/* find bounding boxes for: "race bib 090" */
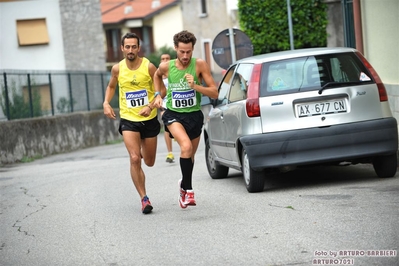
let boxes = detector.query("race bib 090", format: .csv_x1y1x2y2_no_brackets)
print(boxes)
171,90,196,108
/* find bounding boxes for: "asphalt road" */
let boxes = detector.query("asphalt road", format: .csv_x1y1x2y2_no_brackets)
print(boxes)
0,133,398,266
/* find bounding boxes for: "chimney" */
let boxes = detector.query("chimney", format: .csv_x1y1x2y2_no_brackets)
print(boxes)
124,5,133,14
152,0,161,9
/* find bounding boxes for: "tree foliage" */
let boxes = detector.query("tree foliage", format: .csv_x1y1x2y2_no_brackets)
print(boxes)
238,0,328,55
147,45,177,67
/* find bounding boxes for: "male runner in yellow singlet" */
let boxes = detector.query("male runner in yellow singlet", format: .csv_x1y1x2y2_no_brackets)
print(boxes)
103,33,164,214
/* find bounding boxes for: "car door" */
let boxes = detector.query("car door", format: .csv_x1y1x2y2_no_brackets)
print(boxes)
221,63,253,164
207,66,236,162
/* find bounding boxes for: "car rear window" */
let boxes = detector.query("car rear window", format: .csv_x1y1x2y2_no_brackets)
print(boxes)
259,52,374,96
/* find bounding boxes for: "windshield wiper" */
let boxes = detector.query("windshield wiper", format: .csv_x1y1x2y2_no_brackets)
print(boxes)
318,81,363,94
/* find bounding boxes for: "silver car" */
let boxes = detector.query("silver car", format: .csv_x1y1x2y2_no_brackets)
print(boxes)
204,47,398,192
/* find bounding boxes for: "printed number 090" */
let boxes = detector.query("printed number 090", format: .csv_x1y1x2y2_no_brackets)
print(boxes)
175,99,194,107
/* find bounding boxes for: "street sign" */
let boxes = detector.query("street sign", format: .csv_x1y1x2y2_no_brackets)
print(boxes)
212,28,253,69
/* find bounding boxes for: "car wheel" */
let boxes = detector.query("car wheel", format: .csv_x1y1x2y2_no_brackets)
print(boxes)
241,148,265,193
205,138,229,179
372,153,398,178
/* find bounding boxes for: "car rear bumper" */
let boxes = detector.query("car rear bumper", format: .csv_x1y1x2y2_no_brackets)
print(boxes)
240,117,398,170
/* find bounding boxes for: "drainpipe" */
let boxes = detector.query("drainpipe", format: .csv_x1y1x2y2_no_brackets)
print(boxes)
353,0,364,54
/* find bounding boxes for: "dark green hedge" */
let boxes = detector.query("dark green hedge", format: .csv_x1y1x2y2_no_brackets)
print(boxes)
238,0,328,54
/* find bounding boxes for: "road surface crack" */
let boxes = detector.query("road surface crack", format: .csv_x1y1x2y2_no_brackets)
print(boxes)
12,187,47,237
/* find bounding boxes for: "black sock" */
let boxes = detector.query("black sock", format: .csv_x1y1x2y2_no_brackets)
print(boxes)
180,157,194,190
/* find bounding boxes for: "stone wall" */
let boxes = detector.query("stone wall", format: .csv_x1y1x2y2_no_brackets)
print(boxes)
0,111,121,165
326,0,345,47
59,0,106,71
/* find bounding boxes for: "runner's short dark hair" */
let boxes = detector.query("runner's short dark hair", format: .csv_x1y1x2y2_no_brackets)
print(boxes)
173,30,197,47
121,32,140,46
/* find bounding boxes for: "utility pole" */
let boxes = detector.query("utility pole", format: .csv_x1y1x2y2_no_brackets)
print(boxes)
287,0,294,50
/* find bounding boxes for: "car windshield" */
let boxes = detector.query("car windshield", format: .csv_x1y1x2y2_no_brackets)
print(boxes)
260,52,373,96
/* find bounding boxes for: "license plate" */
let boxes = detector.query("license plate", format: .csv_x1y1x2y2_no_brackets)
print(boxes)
296,99,347,117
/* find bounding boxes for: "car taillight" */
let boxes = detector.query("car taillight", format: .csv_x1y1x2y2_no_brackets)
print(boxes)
356,51,388,102
246,63,262,117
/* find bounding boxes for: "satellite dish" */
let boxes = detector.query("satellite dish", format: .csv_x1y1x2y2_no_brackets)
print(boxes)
212,28,253,69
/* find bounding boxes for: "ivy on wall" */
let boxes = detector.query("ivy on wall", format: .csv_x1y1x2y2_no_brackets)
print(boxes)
238,0,328,55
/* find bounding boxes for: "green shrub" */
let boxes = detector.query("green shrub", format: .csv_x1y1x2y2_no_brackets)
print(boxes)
56,97,77,113
0,79,42,120
238,0,328,54
147,45,177,67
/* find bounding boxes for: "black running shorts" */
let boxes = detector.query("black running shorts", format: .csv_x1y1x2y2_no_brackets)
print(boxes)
119,117,160,139
161,109,204,140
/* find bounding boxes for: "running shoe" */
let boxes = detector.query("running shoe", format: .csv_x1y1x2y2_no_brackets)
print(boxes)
183,190,196,207
141,196,153,214
178,179,187,209
166,152,174,163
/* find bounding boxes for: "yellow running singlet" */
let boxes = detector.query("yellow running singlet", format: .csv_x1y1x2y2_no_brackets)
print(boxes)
118,58,157,121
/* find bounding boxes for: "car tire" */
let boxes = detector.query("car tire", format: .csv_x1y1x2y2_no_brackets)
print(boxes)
205,138,229,179
241,148,265,193
372,153,398,178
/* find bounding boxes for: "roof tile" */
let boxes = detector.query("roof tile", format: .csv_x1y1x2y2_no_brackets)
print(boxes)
101,0,179,24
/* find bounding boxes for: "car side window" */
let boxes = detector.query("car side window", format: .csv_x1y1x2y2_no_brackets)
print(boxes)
216,66,235,105
228,74,246,102
228,63,253,103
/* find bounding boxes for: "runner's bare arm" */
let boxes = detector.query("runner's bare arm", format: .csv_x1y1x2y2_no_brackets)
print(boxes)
103,64,119,119
153,63,167,108
139,62,158,117
186,59,218,99
147,63,158,109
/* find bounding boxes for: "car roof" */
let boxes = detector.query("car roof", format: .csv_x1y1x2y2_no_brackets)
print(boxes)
235,47,358,64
